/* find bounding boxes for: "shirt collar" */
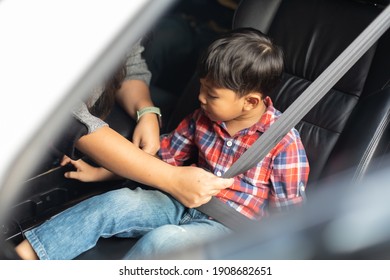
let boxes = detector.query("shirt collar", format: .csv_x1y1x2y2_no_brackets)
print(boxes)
211,96,280,137
255,96,280,133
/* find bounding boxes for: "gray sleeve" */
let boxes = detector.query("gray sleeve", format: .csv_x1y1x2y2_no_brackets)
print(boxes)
72,102,108,134
125,41,152,85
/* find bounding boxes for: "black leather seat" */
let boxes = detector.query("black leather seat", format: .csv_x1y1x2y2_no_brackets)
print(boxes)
235,0,390,190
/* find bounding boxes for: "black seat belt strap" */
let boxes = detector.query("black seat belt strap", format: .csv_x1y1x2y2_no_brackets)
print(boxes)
198,197,254,231
196,4,390,230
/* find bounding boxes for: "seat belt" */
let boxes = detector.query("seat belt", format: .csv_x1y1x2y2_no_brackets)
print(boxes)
196,4,390,231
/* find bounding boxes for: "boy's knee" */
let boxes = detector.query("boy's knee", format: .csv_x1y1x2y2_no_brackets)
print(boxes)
151,225,188,238
126,225,191,259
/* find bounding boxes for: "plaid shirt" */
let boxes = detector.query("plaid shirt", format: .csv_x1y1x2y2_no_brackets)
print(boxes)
159,97,310,220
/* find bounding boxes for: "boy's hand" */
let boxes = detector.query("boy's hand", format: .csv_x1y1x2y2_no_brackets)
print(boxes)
61,155,102,182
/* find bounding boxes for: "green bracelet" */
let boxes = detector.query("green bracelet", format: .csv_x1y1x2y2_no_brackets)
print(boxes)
136,106,162,127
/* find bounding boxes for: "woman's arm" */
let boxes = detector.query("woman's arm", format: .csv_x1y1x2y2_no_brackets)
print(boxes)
115,41,160,155
75,126,233,207
116,79,160,155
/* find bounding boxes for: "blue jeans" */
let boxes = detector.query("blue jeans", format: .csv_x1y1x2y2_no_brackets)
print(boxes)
24,187,231,260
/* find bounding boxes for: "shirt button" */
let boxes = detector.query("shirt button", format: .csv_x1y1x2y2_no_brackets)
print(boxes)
216,171,222,177
226,140,233,147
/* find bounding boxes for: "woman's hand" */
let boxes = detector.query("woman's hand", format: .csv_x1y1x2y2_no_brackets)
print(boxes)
132,112,160,155
115,79,160,155
168,166,234,208
60,155,114,182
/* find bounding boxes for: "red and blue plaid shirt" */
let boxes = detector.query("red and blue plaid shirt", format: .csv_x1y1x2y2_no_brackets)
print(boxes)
159,97,310,220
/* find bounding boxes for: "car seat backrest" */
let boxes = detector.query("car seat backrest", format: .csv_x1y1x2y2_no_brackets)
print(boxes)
233,0,390,187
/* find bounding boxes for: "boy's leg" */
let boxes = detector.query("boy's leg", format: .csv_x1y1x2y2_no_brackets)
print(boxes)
23,187,185,260
124,209,232,259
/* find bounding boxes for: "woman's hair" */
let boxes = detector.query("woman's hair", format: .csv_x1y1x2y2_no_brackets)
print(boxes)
197,27,284,97
89,61,127,119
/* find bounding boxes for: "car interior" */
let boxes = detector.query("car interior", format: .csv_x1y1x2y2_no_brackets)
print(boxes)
0,0,389,260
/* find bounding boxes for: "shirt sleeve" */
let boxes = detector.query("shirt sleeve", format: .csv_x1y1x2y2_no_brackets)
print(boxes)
124,40,152,85
72,102,108,134
158,112,197,166
269,129,310,211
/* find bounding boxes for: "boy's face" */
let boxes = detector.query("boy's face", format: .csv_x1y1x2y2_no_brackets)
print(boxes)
198,79,245,122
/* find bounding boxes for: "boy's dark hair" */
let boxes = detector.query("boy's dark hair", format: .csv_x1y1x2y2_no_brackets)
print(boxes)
198,27,284,97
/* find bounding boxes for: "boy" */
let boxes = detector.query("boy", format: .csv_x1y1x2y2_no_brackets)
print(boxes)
16,28,309,260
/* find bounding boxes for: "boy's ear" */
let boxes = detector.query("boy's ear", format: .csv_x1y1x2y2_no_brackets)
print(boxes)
243,93,262,110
